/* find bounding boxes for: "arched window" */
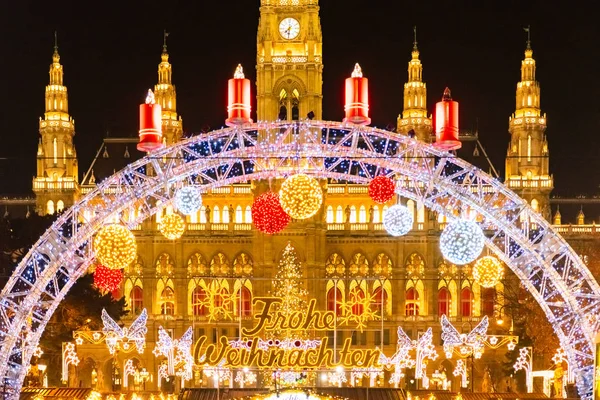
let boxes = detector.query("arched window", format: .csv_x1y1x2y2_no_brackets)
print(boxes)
405,287,420,316
531,199,539,213
359,205,367,223
461,287,473,317
223,206,230,223
438,287,451,317
350,206,357,223
350,288,365,315
326,206,334,223
160,287,175,315
130,286,144,315
53,138,58,164
215,287,231,311
200,206,207,223
372,286,388,316
46,200,55,215
245,206,252,223
327,287,343,316
482,288,495,317
213,205,220,223
192,286,207,316
417,202,425,224
373,205,380,223
56,200,64,213
336,206,344,223
235,205,243,223
237,286,252,317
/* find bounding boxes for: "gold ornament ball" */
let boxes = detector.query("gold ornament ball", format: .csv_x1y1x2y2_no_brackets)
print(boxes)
279,174,323,220
473,256,504,288
159,213,186,240
93,224,137,270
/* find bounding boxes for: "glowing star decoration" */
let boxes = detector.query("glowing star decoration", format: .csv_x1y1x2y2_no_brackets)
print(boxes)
251,191,290,234
553,347,575,383
473,256,504,288
279,174,323,220
174,186,202,216
514,347,533,393
196,281,238,322
122,359,136,388
101,308,148,354
93,264,123,292
383,204,414,236
440,315,488,359
415,328,438,380
440,219,485,265
380,327,416,387
159,213,186,240
368,176,396,204
338,287,380,332
62,342,80,383
33,346,43,358
93,224,137,270
453,359,468,388
153,326,194,378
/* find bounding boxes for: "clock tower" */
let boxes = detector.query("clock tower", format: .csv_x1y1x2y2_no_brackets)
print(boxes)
256,0,323,121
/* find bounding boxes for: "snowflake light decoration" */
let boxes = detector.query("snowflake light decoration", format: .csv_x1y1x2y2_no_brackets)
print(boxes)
153,326,194,378
174,186,202,216
338,287,380,332
383,204,414,237
439,219,485,265
101,308,148,354
195,281,238,322
440,315,488,358
327,369,347,387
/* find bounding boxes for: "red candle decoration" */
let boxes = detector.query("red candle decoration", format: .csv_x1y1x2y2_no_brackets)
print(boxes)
226,64,253,127
368,176,396,204
343,63,371,125
433,87,462,151
137,89,164,152
93,264,123,292
252,191,290,234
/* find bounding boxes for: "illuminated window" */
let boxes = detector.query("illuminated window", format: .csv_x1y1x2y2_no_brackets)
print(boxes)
223,206,230,223
213,205,220,223
56,200,64,213
371,286,388,316
192,286,207,316
482,288,495,317
326,205,334,223
327,287,343,316
405,287,419,316
373,205,380,223
200,206,207,223
53,138,58,164
336,206,344,223
351,288,365,316
214,287,231,311
236,286,252,317
235,205,243,223
438,287,451,316
461,287,473,317
130,286,144,315
359,205,367,223
46,200,55,215
245,206,252,223
160,287,175,315
527,135,532,162
350,205,357,223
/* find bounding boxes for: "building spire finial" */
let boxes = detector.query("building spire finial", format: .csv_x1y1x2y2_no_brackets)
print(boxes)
163,29,169,53
54,30,58,54
413,26,418,51
524,25,531,50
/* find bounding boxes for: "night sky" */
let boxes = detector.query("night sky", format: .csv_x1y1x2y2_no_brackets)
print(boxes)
0,1,598,196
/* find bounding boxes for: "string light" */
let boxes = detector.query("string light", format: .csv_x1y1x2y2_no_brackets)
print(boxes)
473,256,504,288
439,219,485,265
101,308,148,354
159,213,186,240
174,186,202,216
93,224,137,270
252,191,290,234
279,174,323,220
368,176,395,204
383,204,413,236
93,264,123,292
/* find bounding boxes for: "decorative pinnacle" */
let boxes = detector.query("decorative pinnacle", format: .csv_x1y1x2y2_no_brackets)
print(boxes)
413,26,418,51
234,64,245,79
163,30,169,53
54,31,58,54
524,25,531,50
145,89,155,105
442,87,452,101
351,63,363,78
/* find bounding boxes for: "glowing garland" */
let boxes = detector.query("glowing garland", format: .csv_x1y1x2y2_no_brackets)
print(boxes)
159,213,186,240
338,287,380,332
279,174,323,220
368,176,396,204
101,308,148,354
383,204,413,236
93,224,137,270
473,256,504,288
439,219,485,265
174,186,203,216
93,264,123,292
252,191,290,234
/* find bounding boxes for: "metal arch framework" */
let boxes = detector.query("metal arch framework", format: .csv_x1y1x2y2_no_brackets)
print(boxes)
0,121,598,398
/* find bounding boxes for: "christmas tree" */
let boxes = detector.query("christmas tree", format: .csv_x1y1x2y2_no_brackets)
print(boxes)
273,242,307,318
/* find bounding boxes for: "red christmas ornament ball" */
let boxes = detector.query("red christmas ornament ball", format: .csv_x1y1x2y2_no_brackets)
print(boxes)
368,176,396,204
252,192,290,234
94,264,123,292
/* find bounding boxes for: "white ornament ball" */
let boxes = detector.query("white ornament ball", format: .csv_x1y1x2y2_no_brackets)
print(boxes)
440,219,485,265
175,186,202,216
383,204,414,237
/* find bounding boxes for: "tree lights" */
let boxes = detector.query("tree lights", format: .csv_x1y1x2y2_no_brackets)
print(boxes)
159,213,186,240
93,265,123,292
368,176,396,204
439,219,485,265
252,191,290,234
279,174,323,220
383,204,413,236
174,186,202,216
473,256,504,288
93,224,137,270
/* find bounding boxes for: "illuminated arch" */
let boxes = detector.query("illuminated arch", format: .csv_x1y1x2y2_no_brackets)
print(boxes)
0,121,597,398
405,252,425,279
156,278,175,316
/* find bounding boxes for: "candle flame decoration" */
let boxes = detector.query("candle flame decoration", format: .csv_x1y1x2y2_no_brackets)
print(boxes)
351,63,363,78
234,64,245,79
145,89,155,105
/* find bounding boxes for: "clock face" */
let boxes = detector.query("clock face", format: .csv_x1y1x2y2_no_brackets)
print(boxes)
279,18,300,40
